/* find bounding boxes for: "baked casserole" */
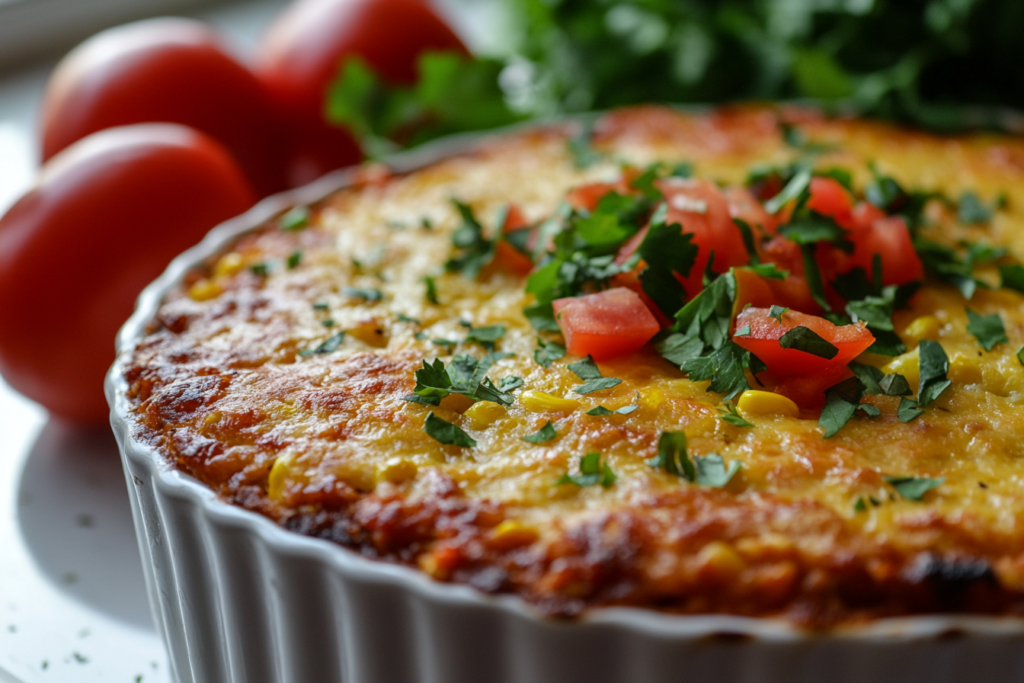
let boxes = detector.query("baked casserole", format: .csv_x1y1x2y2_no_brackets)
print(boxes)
119,105,1024,628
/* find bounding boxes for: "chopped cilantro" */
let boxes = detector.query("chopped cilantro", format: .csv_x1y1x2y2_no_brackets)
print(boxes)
405,354,513,407
694,453,742,488
424,275,439,304
897,397,925,422
884,475,944,501
522,420,557,443
917,340,952,407
250,262,269,277
764,167,811,214
313,302,329,311
717,401,753,427
778,213,848,246
343,287,382,301
556,452,617,488
299,332,345,356
322,319,335,328
465,324,506,350
445,199,496,278
397,313,421,324
778,325,839,359
999,263,1024,293
879,373,913,396
768,305,789,322
279,206,310,232
734,325,751,337
646,431,740,486
587,404,638,416
424,412,476,448
286,250,302,270
431,338,458,348
819,377,877,437
966,308,1007,351
568,355,622,394
534,338,566,367
1019,346,1024,367
733,218,761,265
957,190,998,225
914,239,984,299
496,376,524,392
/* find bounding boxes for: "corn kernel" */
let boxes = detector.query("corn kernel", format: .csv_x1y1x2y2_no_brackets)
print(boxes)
488,520,539,550
213,252,245,277
439,393,475,413
736,390,799,418
267,452,297,501
948,351,983,385
188,279,222,301
640,387,666,410
348,319,389,348
696,541,746,580
520,390,579,412
883,347,920,387
464,401,506,429
904,315,940,341
377,457,418,484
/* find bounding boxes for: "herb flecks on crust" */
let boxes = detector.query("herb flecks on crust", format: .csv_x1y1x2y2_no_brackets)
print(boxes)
126,107,1024,626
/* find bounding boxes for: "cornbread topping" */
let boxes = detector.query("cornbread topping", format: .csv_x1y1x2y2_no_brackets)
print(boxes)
122,106,1024,626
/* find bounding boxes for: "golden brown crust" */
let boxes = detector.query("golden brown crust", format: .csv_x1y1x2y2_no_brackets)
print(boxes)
122,105,1024,627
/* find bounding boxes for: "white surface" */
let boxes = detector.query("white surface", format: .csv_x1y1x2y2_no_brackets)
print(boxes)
0,3,290,681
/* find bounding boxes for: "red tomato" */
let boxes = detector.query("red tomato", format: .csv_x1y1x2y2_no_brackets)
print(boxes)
807,177,854,226
723,185,777,236
40,18,286,197
845,215,923,287
493,204,534,275
257,0,467,186
772,365,853,411
0,124,256,424
732,307,874,376
552,288,660,360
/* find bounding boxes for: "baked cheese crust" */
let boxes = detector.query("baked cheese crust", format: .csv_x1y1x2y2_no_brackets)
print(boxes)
122,106,1024,626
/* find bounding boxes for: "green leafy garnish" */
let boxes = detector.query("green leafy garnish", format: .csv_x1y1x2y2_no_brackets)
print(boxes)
522,420,557,443
424,412,476,448
568,355,622,394
397,313,421,324
343,287,382,301
496,376,524,392
879,373,913,396
717,401,753,428
966,308,1007,351
250,263,269,277
958,191,1000,225
279,206,310,232
1018,346,1024,367
405,354,513,407
884,475,944,501
897,397,925,422
587,404,638,416
424,275,439,304
819,377,878,437
445,200,496,279
778,326,839,359
764,168,811,214
646,431,740,487
299,332,345,356
768,305,789,323
999,264,1024,294
917,340,952,407
286,251,302,270
534,338,566,368
556,452,616,488
464,324,506,350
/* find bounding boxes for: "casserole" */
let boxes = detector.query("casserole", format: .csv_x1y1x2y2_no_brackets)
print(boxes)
108,105,1024,682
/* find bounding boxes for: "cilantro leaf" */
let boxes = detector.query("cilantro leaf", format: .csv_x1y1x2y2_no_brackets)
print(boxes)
733,218,761,265
897,397,925,422
637,217,698,315
557,452,616,487
568,355,622,394
778,213,847,245
522,420,557,443
286,250,302,270
1019,346,1024,367
424,275,439,304
800,244,831,311
966,308,1007,351
1000,264,1024,294
279,206,310,232
656,333,705,366
879,373,913,396
647,431,695,481
679,342,752,398
819,377,867,437
587,404,638,416
764,167,811,214
884,475,944,501
917,340,952,407
958,191,997,225
445,200,496,279
849,361,884,394
778,326,839,359
575,378,622,394
534,338,566,367
465,324,506,350
497,376,524,392
424,412,476,448
694,454,742,488
768,305,789,322
567,355,602,380
299,332,345,356
406,354,513,407
343,287,382,301
717,401,754,427
915,239,983,299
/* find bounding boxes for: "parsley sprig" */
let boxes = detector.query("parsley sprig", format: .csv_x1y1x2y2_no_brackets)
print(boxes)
405,354,514,407
646,431,741,487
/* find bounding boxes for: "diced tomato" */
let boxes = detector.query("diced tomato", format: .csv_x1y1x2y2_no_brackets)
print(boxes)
565,168,640,212
732,307,875,376
772,364,853,411
552,287,660,360
724,185,777,236
609,268,672,328
493,204,534,275
807,177,854,226
731,268,776,317
850,201,886,227
756,236,822,314
844,215,923,287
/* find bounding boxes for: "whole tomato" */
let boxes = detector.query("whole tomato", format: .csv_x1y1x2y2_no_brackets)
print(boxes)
41,17,287,196
0,124,256,424
257,0,467,187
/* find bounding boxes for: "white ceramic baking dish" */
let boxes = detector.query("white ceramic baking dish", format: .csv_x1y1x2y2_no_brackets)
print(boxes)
106,123,1024,683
